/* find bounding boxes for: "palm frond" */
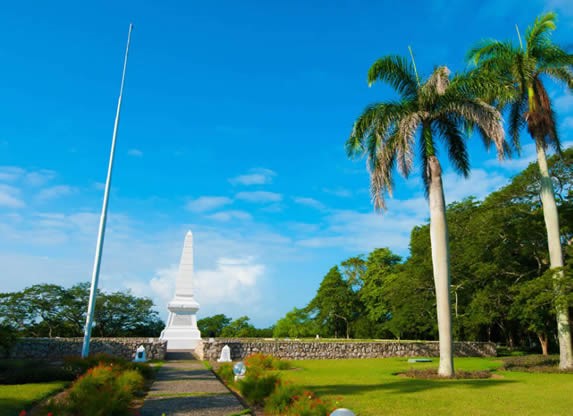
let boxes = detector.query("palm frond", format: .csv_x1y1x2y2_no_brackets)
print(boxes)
367,55,419,99
438,98,505,159
419,125,434,197
526,12,557,55
466,40,515,66
369,131,398,211
347,103,395,157
543,67,573,90
508,96,527,153
535,44,573,69
435,117,470,177
395,112,422,177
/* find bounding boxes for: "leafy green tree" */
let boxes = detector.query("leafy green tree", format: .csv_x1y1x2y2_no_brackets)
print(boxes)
220,316,257,338
359,248,401,324
307,266,358,338
198,314,232,337
340,255,367,290
94,291,164,337
346,55,505,376
468,12,573,368
0,284,164,337
273,307,318,338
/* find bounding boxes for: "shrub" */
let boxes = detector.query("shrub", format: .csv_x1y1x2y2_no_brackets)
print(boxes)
285,390,332,416
245,353,276,370
63,353,154,380
238,373,281,406
216,363,236,385
244,353,292,371
264,382,304,414
64,363,144,416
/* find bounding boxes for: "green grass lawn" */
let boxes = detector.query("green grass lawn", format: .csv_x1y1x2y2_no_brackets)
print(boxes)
280,357,573,415
0,381,67,416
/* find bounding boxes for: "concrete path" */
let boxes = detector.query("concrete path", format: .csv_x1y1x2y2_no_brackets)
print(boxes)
140,353,249,416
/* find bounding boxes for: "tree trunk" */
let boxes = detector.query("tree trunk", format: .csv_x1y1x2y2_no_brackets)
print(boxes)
535,142,573,369
427,156,454,377
537,332,549,356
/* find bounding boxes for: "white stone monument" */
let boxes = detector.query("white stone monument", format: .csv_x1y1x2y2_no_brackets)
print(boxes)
217,344,232,362
160,230,202,350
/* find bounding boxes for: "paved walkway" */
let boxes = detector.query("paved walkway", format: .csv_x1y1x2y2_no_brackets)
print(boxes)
141,355,249,416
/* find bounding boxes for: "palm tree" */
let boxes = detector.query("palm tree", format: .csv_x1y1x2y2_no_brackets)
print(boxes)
346,56,505,377
468,12,573,369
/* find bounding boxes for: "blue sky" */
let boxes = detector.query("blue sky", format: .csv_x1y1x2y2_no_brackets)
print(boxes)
0,0,572,327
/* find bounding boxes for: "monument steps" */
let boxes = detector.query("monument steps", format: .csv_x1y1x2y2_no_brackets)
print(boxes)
165,350,198,361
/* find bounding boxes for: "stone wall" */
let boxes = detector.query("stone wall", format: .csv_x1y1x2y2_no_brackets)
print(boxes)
201,339,496,361
1,338,167,361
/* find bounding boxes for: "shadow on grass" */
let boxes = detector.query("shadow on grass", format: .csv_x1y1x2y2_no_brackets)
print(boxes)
0,398,26,416
310,377,518,396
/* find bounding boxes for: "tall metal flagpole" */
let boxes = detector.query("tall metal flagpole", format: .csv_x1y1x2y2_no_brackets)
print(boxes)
82,23,133,358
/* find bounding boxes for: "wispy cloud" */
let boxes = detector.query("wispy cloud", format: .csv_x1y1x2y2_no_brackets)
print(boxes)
185,196,233,212
293,196,326,210
0,167,25,182
229,168,276,186
36,185,75,201
442,169,509,204
323,187,352,198
0,167,56,186
206,210,253,222
0,184,25,208
128,148,143,157
25,170,57,186
236,191,282,203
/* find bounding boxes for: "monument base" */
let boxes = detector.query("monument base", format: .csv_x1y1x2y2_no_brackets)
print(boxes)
160,327,202,350
160,299,202,351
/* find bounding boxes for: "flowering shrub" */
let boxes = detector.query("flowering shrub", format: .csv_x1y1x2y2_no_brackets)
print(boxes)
64,363,144,416
216,363,235,385
215,353,331,415
63,353,154,380
285,390,333,416
237,372,281,406
263,382,304,414
244,353,291,371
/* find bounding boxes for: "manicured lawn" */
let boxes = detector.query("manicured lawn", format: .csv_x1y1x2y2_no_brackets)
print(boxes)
280,357,573,415
0,381,67,416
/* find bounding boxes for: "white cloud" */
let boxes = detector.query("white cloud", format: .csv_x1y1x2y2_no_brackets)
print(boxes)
442,169,509,204
236,191,282,203
293,196,326,210
297,197,427,254
25,170,56,186
229,168,276,186
194,257,264,306
36,185,75,201
185,196,233,212
0,167,56,186
0,167,25,182
0,184,25,208
206,210,253,222
323,187,352,197
485,143,538,171
128,148,143,157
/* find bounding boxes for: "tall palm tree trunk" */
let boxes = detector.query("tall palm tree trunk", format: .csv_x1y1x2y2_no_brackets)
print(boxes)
427,155,455,377
535,141,573,369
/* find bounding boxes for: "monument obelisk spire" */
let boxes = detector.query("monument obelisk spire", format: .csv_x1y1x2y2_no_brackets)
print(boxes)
160,230,202,350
